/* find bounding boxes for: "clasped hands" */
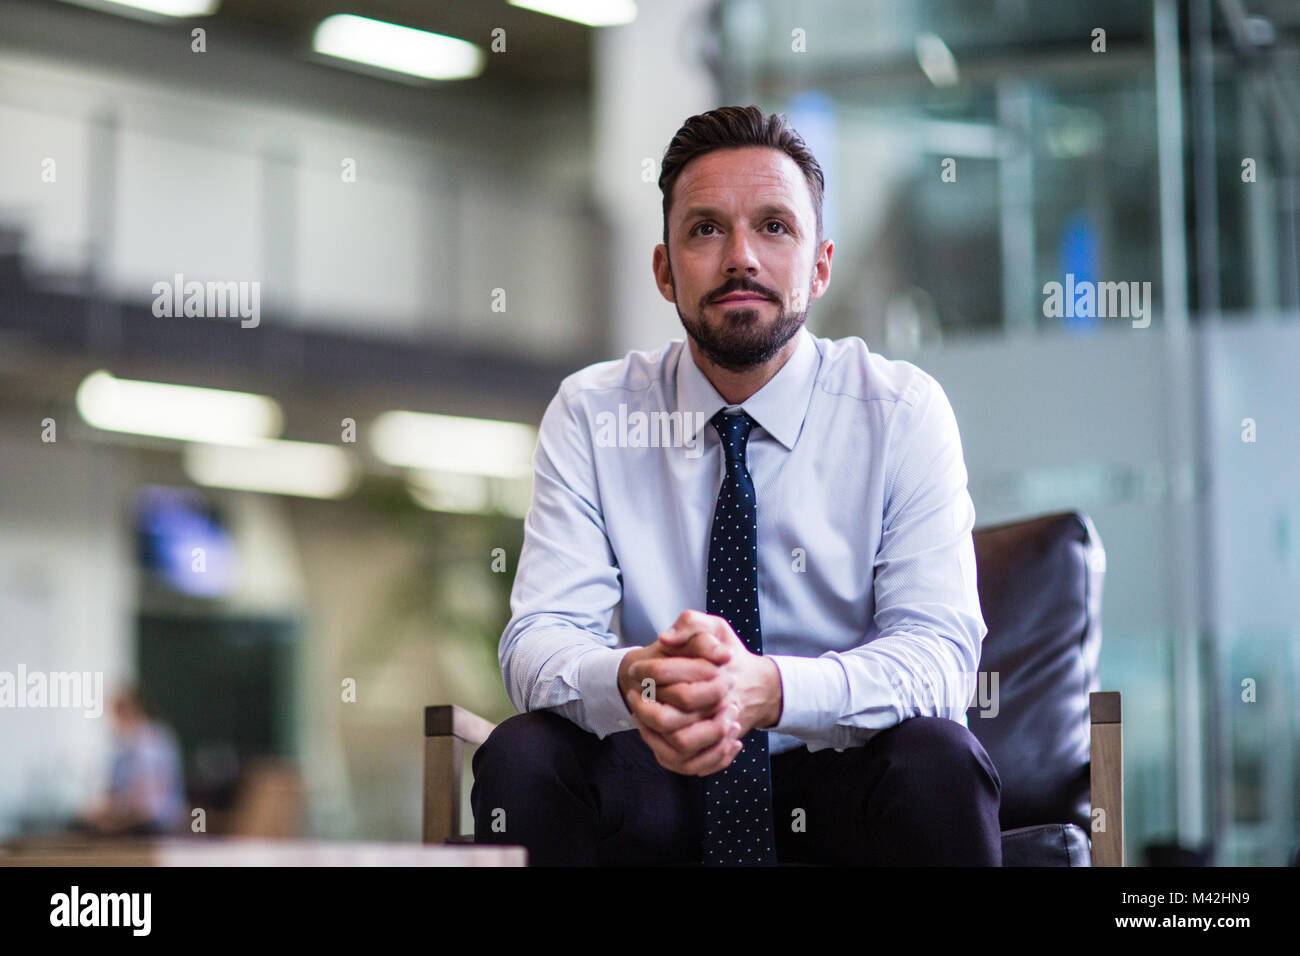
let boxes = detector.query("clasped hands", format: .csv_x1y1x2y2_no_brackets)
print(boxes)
616,609,782,776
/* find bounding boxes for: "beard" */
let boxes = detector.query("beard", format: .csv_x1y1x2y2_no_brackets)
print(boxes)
674,279,810,372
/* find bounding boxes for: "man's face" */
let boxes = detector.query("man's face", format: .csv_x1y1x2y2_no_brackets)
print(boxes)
110,696,135,735
653,146,832,372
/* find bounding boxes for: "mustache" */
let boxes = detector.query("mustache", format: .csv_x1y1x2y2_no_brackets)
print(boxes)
707,281,779,303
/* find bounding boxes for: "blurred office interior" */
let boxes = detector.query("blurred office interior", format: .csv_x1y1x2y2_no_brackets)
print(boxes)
0,0,1296,864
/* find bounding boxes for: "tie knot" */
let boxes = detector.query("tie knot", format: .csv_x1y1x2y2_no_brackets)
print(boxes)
711,410,755,463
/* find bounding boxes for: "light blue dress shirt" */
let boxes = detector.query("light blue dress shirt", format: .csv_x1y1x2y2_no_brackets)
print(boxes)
500,324,987,756
108,722,186,829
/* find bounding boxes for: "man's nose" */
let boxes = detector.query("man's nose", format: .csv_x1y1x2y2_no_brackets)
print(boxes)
722,232,760,274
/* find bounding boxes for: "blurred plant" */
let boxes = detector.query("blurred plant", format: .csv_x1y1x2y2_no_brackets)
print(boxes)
339,473,523,716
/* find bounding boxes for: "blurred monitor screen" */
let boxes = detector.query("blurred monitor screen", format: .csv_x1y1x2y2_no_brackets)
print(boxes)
133,485,236,596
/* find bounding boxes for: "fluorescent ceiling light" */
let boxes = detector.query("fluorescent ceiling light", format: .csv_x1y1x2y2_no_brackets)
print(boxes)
371,410,536,479
58,0,220,18
407,470,493,516
915,32,959,87
183,440,359,499
407,469,531,518
76,370,282,445
312,14,485,81
508,0,637,27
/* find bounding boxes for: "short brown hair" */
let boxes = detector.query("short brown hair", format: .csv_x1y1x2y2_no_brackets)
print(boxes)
658,105,825,247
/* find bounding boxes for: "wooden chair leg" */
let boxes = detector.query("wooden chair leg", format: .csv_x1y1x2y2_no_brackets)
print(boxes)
1089,691,1125,866
423,705,498,844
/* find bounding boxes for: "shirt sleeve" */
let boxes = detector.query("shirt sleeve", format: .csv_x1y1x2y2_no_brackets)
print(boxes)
765,374,987,752
499,383,637,739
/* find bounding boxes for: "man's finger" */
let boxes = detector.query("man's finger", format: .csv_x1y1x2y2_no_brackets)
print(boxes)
682,732,744,777
636,722,685,772
654,707,736,764
665,704,740,759
629,656,720,687
637,717,723,772
629,695,707,736
653,673,733,714
660,610,713,643
661,631,731,664
658,626,695,645
633,694,737,753
659,613,727,651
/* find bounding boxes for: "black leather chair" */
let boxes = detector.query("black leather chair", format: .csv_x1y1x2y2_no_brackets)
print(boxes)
966,510,1122,866
424,509,1124,866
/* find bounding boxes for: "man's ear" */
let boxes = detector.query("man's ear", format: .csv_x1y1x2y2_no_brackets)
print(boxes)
652,244,677,303
810,238,834,300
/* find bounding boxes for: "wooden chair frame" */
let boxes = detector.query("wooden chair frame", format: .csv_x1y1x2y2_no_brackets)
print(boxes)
422,704,497,845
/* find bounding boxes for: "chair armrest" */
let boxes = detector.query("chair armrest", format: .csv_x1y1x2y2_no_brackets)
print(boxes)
1089,691,1124,866
423,705,499,844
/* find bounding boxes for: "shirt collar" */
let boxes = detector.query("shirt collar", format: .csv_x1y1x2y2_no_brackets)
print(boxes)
674,324,820,451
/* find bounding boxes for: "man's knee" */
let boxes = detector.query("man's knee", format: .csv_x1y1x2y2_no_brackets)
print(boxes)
876,716,1002,797
473,710,583,786
469,711,606,860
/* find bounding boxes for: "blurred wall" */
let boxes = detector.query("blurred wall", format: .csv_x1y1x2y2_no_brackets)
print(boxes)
0,419,133,833
0,0,603,360
1202,317,1300,864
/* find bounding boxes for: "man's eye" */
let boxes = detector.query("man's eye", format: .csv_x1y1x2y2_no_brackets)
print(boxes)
692,221,785,236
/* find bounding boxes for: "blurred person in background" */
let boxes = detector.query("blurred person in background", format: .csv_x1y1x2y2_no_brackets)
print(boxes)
79,686,186,837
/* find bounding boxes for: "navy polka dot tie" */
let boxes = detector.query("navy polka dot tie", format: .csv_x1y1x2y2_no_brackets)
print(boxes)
702,410,779,866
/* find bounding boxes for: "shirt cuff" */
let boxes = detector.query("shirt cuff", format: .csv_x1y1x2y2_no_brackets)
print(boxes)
764,654,849,741
577,646,639,738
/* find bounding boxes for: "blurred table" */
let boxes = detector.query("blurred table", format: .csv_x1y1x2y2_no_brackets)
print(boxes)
0,835,526,866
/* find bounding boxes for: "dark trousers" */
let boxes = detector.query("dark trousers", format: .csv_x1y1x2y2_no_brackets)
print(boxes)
470,710,1003,865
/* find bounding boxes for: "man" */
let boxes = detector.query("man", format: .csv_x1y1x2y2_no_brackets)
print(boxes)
471,105,1001,866
81,687,186,837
